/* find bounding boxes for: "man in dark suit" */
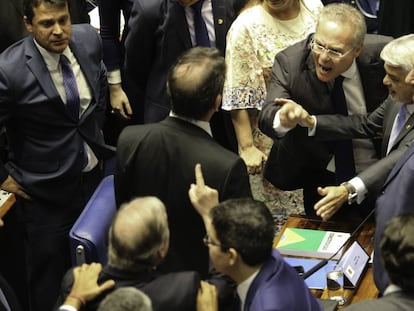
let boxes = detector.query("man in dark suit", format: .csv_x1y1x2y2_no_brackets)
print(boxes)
273,34,414,221
57,197,218,311
122,0,246,151
258,3,391,217
344,214,414,310
0,0,114,310
373,64,414,291
189,165,322,311
115,47,251,278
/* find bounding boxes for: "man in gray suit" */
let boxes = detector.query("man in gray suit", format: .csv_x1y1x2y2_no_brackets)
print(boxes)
258,3,391,218
343,214,414,310
274,34,414,221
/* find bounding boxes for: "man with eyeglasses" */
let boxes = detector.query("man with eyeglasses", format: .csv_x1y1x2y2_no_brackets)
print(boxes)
272,34,414,222
189,164,322,311
259,3,392,219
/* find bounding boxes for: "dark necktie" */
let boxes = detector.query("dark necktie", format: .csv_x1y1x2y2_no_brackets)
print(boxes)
60,54,80,119
191,0,211,47
331,76,355,183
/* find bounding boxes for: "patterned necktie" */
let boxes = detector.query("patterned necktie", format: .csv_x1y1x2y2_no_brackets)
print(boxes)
388,105,408,152
60,54,80,119
191,0,211,47
331,76,356,183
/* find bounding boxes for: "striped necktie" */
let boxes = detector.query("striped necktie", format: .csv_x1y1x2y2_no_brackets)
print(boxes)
60,54,80,119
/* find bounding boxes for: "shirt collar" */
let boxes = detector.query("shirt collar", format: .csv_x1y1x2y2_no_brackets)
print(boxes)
383,284,402,296
341,59,357,80
237,270,259,311
33,39,72,70
169,111,212,136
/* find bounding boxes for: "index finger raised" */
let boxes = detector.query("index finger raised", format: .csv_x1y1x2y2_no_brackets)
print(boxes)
194,163,205,186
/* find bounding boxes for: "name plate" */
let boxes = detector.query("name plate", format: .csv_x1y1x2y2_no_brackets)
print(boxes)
338,241,369,289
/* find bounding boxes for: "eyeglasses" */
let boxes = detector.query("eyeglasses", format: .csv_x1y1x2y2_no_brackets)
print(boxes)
310,40,355,59
203,234,222,247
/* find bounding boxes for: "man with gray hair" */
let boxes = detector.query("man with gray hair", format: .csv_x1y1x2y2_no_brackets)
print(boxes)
259,3,391,219
98,287,153,311
56,197,218,311
272,33,414,221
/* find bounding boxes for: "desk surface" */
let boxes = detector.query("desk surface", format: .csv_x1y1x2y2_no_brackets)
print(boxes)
274,215,378,309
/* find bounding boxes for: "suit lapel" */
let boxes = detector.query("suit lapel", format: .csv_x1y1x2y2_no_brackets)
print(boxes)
211,0,225,52
24,37,61,103
394,110,414,145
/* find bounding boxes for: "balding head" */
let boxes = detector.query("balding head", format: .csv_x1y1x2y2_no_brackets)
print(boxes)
167,47,226,120
108,197,169,271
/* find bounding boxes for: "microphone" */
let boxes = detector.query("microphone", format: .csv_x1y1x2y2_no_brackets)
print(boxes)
302,208,375,279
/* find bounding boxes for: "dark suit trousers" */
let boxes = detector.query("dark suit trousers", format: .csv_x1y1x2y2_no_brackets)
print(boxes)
0,167,102,311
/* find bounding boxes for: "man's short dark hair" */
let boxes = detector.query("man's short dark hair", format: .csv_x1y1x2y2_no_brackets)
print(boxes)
167,47,226,120
380,213,414,293
211,198,274,266
24,0,68,23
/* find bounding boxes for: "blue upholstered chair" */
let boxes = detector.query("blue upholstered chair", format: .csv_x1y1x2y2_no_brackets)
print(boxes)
69,175,117,266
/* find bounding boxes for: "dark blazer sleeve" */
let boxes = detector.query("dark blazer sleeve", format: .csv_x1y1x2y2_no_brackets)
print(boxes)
315,100,414,194
123,0,162,103
220,158,252,201
315,101,387,141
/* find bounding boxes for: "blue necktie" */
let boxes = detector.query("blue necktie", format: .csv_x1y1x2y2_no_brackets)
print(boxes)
60,54,80,119
191,0,211,47
332,76,355,183
388,105,408,152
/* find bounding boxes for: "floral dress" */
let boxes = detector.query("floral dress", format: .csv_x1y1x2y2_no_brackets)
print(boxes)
222,0,323,221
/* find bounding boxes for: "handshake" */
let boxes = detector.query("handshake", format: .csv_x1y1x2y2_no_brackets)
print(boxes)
275,98,315,129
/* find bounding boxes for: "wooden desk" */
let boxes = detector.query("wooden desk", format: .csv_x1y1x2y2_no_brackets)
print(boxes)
274,215,378,309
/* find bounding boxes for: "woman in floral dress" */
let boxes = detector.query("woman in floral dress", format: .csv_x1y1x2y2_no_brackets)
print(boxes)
222,0,323,217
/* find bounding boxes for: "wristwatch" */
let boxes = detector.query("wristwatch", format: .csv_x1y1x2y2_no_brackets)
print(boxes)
340,182,358,205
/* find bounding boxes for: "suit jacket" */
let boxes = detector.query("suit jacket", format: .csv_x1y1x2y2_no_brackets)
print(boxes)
56,265,200,311
123,0,246,123
314,98,414,196
0,24,115,206
0,0,27,53
258,34,391,190
115,117,251,276
245,250,321,311
343,291,414,311
373,142,414,293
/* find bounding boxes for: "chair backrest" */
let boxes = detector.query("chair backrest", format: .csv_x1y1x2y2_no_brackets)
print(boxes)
69,175,117,266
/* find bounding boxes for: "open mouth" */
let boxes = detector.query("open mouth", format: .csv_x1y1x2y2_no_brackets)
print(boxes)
319,64,332,74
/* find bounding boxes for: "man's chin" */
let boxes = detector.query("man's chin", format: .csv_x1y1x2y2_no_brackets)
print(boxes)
315,70,333,83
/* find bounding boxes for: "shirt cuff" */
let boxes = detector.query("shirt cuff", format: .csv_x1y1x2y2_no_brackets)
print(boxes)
273,110,292,136
348,176,367,204
58,305,78,311
107,69,122,84
308,116,317,136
